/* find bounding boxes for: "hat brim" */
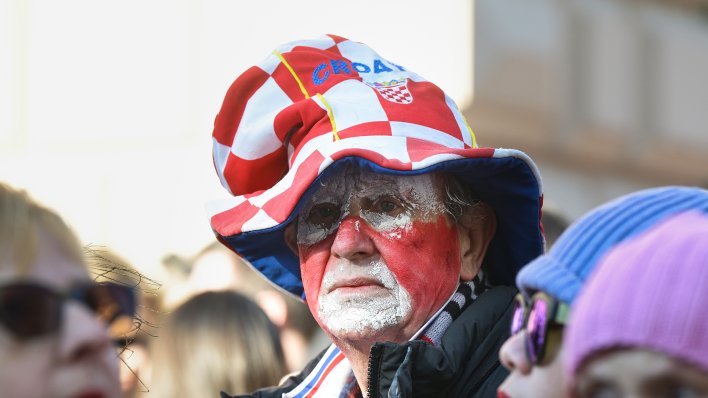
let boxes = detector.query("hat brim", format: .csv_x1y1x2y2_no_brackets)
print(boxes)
211,141,543,300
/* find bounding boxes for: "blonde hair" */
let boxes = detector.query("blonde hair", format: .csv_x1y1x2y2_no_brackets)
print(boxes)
0,182,84,274
148,290,287,398
194,242,320,339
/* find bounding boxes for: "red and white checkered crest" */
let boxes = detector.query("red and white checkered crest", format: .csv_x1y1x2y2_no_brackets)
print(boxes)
365,79,413,104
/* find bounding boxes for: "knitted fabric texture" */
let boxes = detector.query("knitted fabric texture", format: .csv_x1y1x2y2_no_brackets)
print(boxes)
564,211,708,378
420,273,488,346
517,186,708,304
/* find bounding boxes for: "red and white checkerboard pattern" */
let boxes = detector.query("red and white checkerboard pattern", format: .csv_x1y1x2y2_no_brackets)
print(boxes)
209,135,502,237
209,34,533,239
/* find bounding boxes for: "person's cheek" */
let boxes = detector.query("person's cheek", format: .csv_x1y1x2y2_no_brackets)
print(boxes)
299,235,335,318
375,217,461,306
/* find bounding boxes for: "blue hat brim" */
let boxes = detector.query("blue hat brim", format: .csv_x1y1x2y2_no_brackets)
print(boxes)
219,154,543,300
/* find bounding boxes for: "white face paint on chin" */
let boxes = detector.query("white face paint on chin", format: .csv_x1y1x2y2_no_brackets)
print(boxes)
317,258,412,338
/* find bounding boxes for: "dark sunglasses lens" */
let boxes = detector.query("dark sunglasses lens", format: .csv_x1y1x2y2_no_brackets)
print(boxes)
510,298,525,335
83,283,136,326
526,299,548,364
0,285,60,339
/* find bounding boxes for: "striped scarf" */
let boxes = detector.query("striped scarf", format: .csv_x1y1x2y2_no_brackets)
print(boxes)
420,272,488,346
287,273,488,398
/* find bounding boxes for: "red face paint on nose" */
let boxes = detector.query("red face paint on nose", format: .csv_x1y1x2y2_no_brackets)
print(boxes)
299,216,371,320
330,218,376,260
299,214,462,337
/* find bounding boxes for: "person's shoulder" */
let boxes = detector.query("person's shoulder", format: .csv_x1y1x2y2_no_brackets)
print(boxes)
221,346,332,398
439,285,515,373
457,285,517,325
465,362,509,398
441,286,516,397
477,285,517,302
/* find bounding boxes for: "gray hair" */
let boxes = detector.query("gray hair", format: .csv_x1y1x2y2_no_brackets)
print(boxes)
442,174,481,224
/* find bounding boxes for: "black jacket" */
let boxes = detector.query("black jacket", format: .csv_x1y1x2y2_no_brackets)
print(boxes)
223,286,516,398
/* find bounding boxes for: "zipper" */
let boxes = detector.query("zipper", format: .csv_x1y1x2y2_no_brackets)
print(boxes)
366,344,384,398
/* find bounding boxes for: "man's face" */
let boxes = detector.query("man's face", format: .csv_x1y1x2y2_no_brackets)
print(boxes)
295,167,464,344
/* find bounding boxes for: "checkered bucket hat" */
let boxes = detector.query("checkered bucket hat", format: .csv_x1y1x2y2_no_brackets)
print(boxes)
208,34,544,300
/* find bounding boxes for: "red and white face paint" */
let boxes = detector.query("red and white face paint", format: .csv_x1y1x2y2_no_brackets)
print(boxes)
297,167,463,343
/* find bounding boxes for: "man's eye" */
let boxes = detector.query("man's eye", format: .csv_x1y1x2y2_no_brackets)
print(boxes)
373,197,403,215
380,201,396,212
306,203,341,227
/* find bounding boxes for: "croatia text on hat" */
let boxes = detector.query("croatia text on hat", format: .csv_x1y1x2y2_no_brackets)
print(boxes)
313,59,406,86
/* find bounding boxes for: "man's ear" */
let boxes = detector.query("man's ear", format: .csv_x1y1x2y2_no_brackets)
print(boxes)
458,202,497,281
284,222,299,256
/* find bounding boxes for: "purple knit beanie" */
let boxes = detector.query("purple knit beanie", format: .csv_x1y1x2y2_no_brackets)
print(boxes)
565,211,708,378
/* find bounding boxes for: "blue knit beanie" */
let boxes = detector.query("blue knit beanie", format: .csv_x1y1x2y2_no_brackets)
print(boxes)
516,186,708,304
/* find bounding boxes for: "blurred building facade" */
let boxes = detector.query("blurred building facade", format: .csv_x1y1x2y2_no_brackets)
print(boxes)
469,0,708,219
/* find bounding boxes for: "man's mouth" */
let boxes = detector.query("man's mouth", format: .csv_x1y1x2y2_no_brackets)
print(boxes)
327,277,386,294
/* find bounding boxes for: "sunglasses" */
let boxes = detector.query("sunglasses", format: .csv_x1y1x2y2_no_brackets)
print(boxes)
0,281,136,341
511,292,569,365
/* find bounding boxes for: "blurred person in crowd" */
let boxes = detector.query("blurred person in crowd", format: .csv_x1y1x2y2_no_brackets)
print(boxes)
565,211,708,398
498,186,708,398
146,290,286,398
162,242,324,373
87,246,161,398
540,206,570,249
0,182,135,398
208,35,545,397
189,243,324,373
161,242,241,309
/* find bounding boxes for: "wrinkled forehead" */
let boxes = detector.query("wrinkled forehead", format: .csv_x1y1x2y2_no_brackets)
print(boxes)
308,166,444,202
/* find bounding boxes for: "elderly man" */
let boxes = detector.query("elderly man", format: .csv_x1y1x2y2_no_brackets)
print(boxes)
208,35,543,398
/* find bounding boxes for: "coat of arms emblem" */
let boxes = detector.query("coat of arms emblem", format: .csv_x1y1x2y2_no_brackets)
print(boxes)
364,79,413,104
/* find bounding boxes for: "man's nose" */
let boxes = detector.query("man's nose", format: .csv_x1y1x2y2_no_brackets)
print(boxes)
499,331,533,375
331,217,376,261
58,301,115,364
